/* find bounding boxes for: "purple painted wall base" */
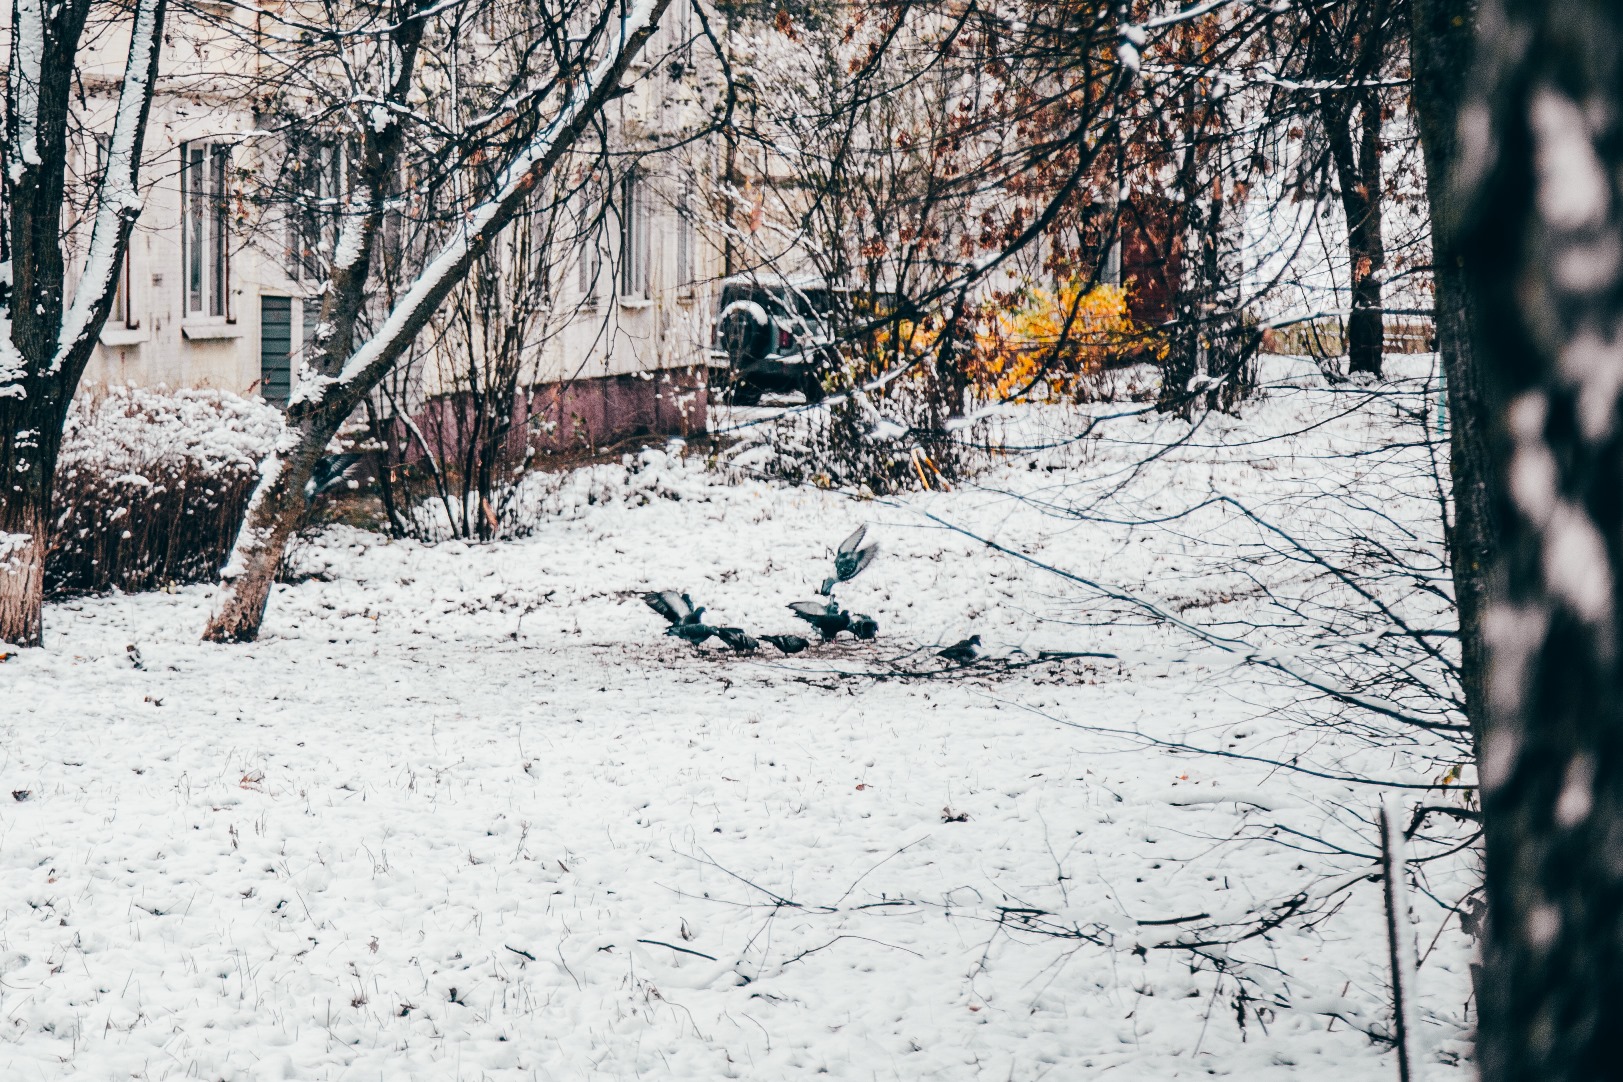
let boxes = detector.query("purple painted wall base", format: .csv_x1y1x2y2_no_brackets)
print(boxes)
408,366,710,467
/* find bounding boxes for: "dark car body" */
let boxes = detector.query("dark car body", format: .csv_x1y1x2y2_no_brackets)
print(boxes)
712,278,837,404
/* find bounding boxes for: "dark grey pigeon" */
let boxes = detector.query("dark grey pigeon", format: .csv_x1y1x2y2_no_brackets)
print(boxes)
644,591,705,628
761,634,810,654
304,453,366,502
714,627,759,653
789,600,852,641
666,623,717,646
937,634,981,665
849,613,879,640
820,525,879,596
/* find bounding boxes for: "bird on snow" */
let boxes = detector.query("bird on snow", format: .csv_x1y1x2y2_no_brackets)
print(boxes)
714,627,759,654
665,622,718,646
304,453,366,503
937,634,982,665
849,613,879,641
820,525,879,596
644,590,706,629
789,600,852,641
761,633,810,654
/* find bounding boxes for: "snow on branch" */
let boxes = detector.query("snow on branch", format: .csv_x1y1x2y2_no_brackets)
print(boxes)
316,0,669,400
54,0,167,371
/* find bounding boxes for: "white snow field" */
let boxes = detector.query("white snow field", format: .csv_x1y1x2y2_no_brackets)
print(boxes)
1,360,1476,1080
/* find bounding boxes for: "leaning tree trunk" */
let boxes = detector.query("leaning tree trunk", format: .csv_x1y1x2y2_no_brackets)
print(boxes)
1455,1,1623,1078
1411,0,1494,748
203,0,671,643
201,408,351,642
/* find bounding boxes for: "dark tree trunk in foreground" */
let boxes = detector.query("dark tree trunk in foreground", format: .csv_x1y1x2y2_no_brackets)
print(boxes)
1455,1,1623,1078
0,0,167,647
1411,0,1494,747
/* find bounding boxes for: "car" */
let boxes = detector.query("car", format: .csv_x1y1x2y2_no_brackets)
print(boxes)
712,276,836,405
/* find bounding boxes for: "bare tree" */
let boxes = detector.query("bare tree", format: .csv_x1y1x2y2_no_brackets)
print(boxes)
1454,0,1623,1077
201,0,675,642
0,0,168,646
1410,0,1493,749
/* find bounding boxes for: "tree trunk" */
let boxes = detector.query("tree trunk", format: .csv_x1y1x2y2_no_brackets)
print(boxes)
0,495,48,648
1454,1,1623,1078
1323,89,1387,378
0,0,167,646
1412,0,1493,747
203,418,342,643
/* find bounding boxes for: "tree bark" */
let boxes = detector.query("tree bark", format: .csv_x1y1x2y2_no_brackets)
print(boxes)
1454,1,1623,1078
1323,86,1387,378
0,0,167,646
1412,0,1494,749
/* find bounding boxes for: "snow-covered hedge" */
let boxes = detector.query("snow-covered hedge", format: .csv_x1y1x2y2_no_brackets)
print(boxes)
406,446,715,540
48,386,283,596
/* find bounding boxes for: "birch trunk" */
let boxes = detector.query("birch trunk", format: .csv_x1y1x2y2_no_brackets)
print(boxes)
1456,1,1623,1077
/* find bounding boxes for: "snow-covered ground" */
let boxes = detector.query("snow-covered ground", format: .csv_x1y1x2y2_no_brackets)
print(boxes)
0,358,1476,1080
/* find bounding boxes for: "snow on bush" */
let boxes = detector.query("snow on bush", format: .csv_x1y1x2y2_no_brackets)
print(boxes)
48,386,283,596
407,446,718,540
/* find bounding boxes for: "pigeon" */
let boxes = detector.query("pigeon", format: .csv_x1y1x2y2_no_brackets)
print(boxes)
665,623,717,646
304,453,366,502
937,634,982,665
644,591,706,628
714,627,759,653
820,525,879,596
761,633,810,654
789,600,852,641
849,613,879,640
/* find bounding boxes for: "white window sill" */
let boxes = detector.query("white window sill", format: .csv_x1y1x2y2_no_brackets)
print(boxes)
618,297,653,310
99,326,148,347
182,322,242,340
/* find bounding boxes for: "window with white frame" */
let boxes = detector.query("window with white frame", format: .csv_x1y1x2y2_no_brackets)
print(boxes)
181,142,232,319
675,183,696,293
618,167,649,299
578,215,603,305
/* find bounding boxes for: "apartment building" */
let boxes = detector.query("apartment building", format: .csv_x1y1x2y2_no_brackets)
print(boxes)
75,0,716,451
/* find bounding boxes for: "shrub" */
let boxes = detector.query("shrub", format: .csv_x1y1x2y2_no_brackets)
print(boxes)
970,281,1160,402
48,387,283,597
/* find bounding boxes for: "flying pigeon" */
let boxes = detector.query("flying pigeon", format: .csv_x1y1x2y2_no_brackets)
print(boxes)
820,525,879,596
937,634,982,665
849,613,879,640
789,600,852,641
304,453,366,502
714,627,759,653
644,591,706,628
666,623,717,646
761,634,810,654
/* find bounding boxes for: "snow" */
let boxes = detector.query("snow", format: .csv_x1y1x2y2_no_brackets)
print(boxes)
0,360,1476,1079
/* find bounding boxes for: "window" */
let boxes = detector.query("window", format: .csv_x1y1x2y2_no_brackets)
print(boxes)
289,139,341,282
93,135,137,328
578,222,602,305
181,142,232,318
618,167,648,298
675,183,695,293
